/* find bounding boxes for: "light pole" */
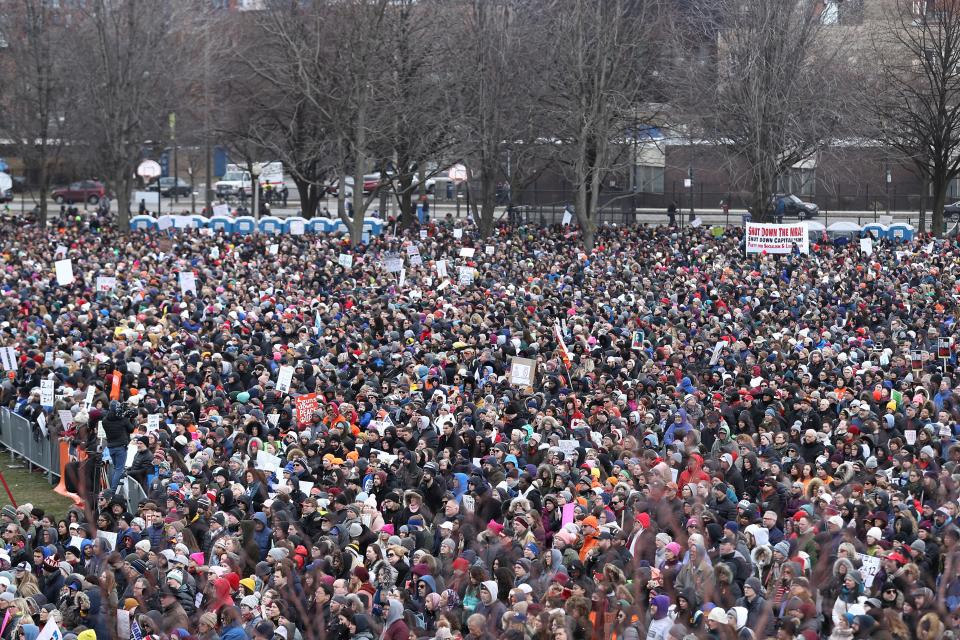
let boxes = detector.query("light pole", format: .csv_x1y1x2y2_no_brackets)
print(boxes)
886,165,892,215
251,163,262,220
169,112,178,205
188,165,196,215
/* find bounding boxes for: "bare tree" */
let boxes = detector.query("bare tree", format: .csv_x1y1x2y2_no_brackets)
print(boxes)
445,0,543,238
871,0,960,235
0,0,72,228
540,0,664,250
66,1,196,229
676,0,851,223
376,0,458,228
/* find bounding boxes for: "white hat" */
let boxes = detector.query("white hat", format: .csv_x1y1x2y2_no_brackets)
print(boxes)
828,515,844,529
708,607,729,623
867,527,883,541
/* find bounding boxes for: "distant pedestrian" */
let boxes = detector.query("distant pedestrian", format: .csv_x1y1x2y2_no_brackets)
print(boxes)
667,202,677,226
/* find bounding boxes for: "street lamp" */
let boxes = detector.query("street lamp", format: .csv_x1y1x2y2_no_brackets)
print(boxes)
251,163,262,220
886,165,892,215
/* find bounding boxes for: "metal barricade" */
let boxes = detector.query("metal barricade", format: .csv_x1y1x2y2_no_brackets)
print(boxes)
0,407,61,483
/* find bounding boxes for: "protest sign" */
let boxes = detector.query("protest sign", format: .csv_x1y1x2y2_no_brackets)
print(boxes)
96,276,117,292
436,260,447,278
857,553,881,587
58,410,75,429
509,357,536,387
562,210,572,226
55,259,74,285
338,253,354,268
147,414,161,433
0,347,16,372
453,228,463,240
295,392,320,426
276,365,294,393
40,379,54,408
860,237,873,256
35,617,62,640
384,257,404,273
178,271,197,296
744,222,809,254
459,247,475,258
212,203,230,217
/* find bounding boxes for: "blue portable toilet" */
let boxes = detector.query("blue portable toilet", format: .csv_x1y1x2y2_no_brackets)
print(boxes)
130,215,156,232
285,216,309,234
258,216,284,235
208,216,234,233
233,216,257,235
191,215,210,229
861,223,889,240
889,223,914,242
364,217,385,236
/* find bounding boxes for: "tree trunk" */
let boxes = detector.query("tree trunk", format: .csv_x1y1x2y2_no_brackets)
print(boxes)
398,183,415,229
919,175,928,234
293,177,320,218
116,173,132,230
37,159,49,229
932,177,947,236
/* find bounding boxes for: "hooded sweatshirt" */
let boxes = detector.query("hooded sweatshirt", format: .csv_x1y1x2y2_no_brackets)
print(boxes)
379,599,409,640
646,594,672,640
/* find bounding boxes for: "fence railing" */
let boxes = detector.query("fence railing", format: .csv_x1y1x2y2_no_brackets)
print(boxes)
0,408,60,483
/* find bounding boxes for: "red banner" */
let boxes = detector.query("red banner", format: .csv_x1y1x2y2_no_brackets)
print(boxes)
295,393,319,427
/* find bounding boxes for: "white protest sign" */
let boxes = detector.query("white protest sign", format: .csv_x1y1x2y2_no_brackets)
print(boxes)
458,266,475,286
178,271,197,296
96,276,117,293
276,365,294,393
419,230,428,240
58,410,75,429
338,253,353,269
84,386,95,411
268,243,279,256
213,203,230,217
437,279,450,291
289,220,305,235
690,217,703,228
453,228,463,240
406,245,420,257
96,530,117,550
124,442,138,467
905,430,917,445
710,340,726,366
857,553,881,587
35,617,62,640
210,246,220,260
55,245,69,258
744,222,809,255
459,247,476,258
558,439,579,458
55,259,74,286
509,357,536,387
40,379,54,408
436,260,447,278
409,253,422,267
485,245,495,255
384,257,404,273
147,414,161,433
157,216,174,231
299,481,314,495
37,413,47,437
562,210,572,226
860,237,873,256
267,413,280,427
256,450,282,473
0,347,16,372
398,268,406,288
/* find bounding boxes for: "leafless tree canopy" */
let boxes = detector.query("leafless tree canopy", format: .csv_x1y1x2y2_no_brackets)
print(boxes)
673,0,852,222
870,0,960,234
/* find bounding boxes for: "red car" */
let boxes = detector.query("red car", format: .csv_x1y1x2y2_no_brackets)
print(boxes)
52,180,105,205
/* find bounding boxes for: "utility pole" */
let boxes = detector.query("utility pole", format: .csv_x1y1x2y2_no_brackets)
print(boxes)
170,112,178,205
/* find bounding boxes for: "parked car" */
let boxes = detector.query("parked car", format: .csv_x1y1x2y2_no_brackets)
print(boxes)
770,193,819,219
147,177,192,197
52,180,105,205
944,201,960,217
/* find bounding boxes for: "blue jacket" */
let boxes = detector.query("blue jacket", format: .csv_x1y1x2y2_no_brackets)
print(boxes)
252,512,272,560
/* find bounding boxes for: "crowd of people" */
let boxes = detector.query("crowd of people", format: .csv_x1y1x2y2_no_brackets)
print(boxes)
0,211,958,640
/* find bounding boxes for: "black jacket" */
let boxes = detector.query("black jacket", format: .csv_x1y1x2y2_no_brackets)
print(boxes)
102,411,134,448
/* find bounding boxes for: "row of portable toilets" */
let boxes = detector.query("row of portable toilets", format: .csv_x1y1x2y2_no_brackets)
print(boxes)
130,214,386,237
806,221,916,241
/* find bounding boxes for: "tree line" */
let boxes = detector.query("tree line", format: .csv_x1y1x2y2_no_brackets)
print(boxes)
0,0,957,245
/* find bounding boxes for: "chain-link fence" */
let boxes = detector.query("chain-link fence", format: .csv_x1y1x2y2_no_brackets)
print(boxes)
0,408,60,483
